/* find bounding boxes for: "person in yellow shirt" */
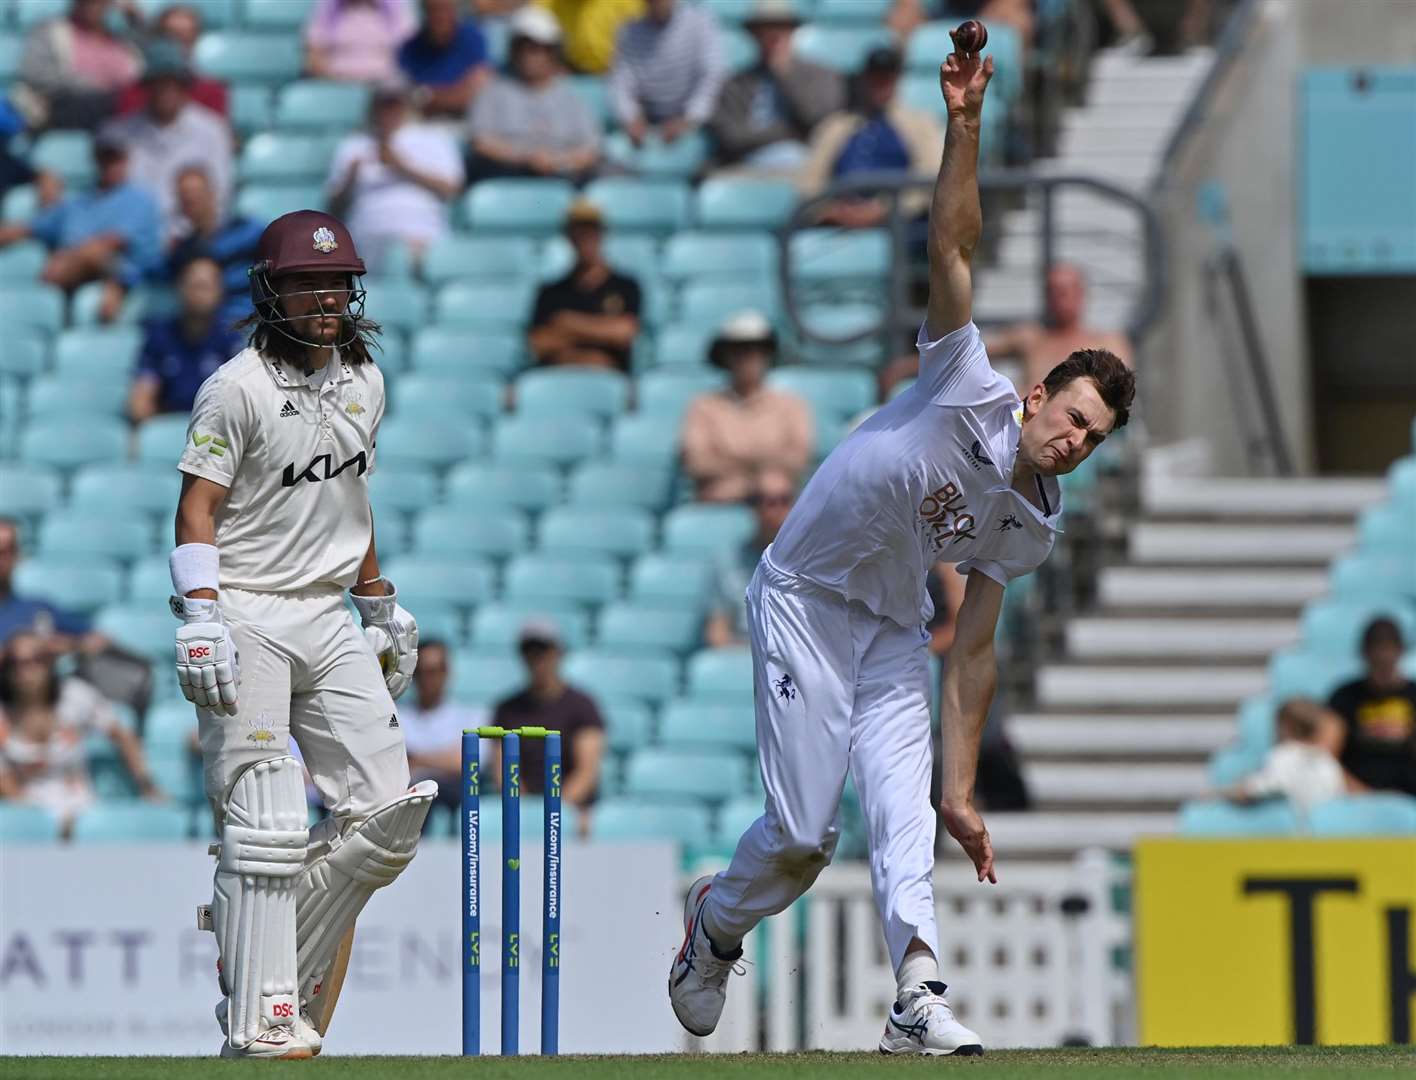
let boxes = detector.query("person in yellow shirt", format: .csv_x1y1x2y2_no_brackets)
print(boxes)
537,0,644,74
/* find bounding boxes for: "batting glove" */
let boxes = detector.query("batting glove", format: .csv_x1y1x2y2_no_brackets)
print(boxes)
169,596,240,716
350,584,418,700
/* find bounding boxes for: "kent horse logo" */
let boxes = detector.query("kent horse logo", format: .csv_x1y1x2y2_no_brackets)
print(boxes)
281,451,367,487
918,482,976,549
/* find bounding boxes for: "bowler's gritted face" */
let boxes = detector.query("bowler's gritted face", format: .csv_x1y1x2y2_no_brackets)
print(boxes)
1017,377,1114,477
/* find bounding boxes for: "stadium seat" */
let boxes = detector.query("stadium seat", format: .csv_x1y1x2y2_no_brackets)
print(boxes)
1359,502,1411,556
603,130,710,179
134,0,234,25
608,413,681,470
422,235,539,285
630,554,715,608
136,415,190,463
624,747,748,801
54,326,143,374
0,240,46,280
1,334,46,377
0,804,61,842
368,464,440,518
583,178,690,234
813,0,893,24
503,553,620,607
791,23,894,73
590,797,712,846
1207,742,1266,789
274,80,370,131
596,602,702,654
470,603,591,651
662,504,755,557
415,602,466,645
1308,794,1416,836
768,366,877,426
451,648,527,706
31,130,94,186
126,556,173,604
564,75,610,126
0,285,64,334
569,462,673,512
13,558,123,614
239,132,341,183
410,327,524,376
651,325,720,369
375,417,485,469
93,603,174,662
0,34,24,83
461,178,576,234
1329,552,1416,599
1300,598,1416,655
19,417,128,471
539,507,655,559
39,512,153,562
789,228,891,288
720,23,758,70
1267,649,1362,701
1,182,37,222
685,647,754,704
229,83,273,134
1177,799,1299,837
1391,455,1416,509
794,300,887,366
539,233,661,283
243,0,316,28
382,556,495,608
194,32,303,83
72,803,191,842
26,373,128,419
0,464,61,520
391,371,504,422
662,231,778,285
491,414,602,469
434,280,537,331
445,461,562,513
715,796,764,846
236,183,326,221
563,648,679,706
515,368,631,421
1235,695,1278,753
372,330,410,370
658,700,756,751
415,506,531,559
599,697,654,754
70,463,180,518
679,280,780,325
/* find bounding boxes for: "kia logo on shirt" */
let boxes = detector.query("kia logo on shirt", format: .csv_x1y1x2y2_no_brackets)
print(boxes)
281,451,368,487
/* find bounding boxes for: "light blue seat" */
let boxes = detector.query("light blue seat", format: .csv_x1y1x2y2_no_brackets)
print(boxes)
382,556,495,608
796,300,886,366
569,462,672,511
1267,648,1362,701
274,80,371,131
19,417,128,471
720,23,758,70
136,415,190,463
39,512,152,562
229,83,273,134
1391,455,1416,509
422,235,539,285
415,505,531,559
470,603,591,651
55,326,143,374
1301,598,1416,655
685,647,754,704
31,130,94,186
195,32,303,83
639,366,724,419
1,333,46,377
1309,794,1416,836
1208,742,1267,788
662,504,754,557
596,602,701,653
583,178,690,234
93,603,174,661
590,797,712,845
539,506,654,558
451,648,528,706
69,280,170,326
414,601,466,645
1177,799,1299,837
375,417,485,469
27,374,128,419
0,285,65,334
462,179,576,234
243,0,317,28
236,183,326,222
658,700,755,751
14,559,123,614
662,230,778,285
608,413,681,470
368,464,440,517
563,649,679,707
1359,502,1412,556
1330,552,1416,598
716,795,764,845
630,554,714,608
446,461,562,513
0,463,61,520
145,745,203,805
538,233,662,284
363,283,431,337
434,280,537,331
1235,695,1278,753
789,228,891,287
603,130,710,180
813,0,893,24
694,177,798,230
504,553,620,606
0,803,61,842
679,280,780,325
2,182,37,222
0,33,24,83
625,746,747,800
411,327,524,376
133,0,234,25
0,240,46,280
491,414,602,469
599,697,654,754
564,75,610,126
127,556,173,605
791,24,894,73
767,366,876,426
651,325,718,368
239,132,341,183
391,371,503,422
515,368,630,421
72,803,191,842
70,463,181,518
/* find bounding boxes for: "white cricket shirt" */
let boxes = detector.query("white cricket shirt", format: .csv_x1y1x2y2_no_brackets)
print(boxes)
178,346,385,592
769,321,1062,628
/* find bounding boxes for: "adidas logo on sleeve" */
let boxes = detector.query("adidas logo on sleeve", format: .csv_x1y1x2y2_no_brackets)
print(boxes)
279,400,299,418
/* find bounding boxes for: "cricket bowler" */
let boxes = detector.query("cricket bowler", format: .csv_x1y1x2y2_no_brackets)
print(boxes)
169,210,434,1058
668,41,1136,1054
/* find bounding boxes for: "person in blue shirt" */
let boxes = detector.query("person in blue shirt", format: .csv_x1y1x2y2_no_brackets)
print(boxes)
398,0,490,120
0,133,161,321
0,519,94,650
127,255,244,421
167,163,262,323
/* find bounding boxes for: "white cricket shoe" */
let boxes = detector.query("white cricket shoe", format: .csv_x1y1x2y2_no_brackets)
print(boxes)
668,874,743,1037
878,981,985,1056
216,998,321,1058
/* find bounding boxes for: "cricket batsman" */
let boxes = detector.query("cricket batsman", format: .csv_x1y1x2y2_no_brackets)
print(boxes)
169,210,435,1058
668,39,1136,1054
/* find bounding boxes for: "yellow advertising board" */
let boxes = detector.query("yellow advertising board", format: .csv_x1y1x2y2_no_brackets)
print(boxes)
1135,838,1416,1046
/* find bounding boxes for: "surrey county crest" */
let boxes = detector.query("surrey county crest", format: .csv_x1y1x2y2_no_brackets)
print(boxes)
245,710,277,746
312,226,339,253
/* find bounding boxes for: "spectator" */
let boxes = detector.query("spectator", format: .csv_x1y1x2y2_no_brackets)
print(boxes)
0,96,46,199
0,521,95,651
527,199,642,371
491,620,606,834
467,5,601,183
166,164,262,321
708,0,843,175
538,0,643,76
0,133,161,322
680,310,812,503
116,4,228,118
704,469,796,648
0,632,161,839
16,0,141,131
127,256,244,423
396,639,488,817
799,46,943,229
1328,618,1416,797
985,263,1135,395
1222,698,1348,817
327,83,465,274
609,0,724,149
398,0,491,120
305,0,418,83
102,39,234,244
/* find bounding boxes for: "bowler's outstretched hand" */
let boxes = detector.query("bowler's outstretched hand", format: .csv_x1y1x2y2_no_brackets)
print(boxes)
942,801,997,884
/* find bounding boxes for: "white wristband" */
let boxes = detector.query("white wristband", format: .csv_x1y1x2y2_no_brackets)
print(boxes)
170,543,219,597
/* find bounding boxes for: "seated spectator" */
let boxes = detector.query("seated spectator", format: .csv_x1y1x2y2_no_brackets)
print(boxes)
709,0,843,176
0,521,95,651
16,0,141,131
1222,698,1348,818
704,469,796,648
396,640,488,817
527,199,641,371
127,256,244,423
467,5,601,183
1328,618,1416,797
609,0,723,149
888,0,1034,50
116,4,228,118
491,620,606,835
0,133,160,322
680,311,812,503
305,0,418,83
538,0,644,76
102,40,234,244
398,0,491,120
799,46,943,229
166,164,262,322
327,84,465,274
985,263,1135,396
0,632,161,839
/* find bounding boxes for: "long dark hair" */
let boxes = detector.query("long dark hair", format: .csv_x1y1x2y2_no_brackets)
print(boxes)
0,634,61,708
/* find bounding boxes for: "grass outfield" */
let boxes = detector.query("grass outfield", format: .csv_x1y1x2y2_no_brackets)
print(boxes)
3,1048,1413,1079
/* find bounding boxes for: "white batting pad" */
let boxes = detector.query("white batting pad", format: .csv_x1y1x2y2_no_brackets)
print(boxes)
296,780,437,1011
212,756,309,1049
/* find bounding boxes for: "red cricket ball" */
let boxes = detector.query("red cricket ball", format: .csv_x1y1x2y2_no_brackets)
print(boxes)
953,19,988,55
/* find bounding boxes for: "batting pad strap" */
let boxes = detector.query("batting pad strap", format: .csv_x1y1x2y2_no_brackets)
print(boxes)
170,543,220,597
219,823,309,877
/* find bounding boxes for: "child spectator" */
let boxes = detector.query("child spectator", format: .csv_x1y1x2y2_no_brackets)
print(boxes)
1224,698,1348,818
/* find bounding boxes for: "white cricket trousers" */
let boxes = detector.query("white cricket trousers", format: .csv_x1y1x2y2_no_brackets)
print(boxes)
706,552,939,973
197,585,410,822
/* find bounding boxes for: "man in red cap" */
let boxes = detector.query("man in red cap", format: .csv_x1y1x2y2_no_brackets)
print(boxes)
167,209,435,1058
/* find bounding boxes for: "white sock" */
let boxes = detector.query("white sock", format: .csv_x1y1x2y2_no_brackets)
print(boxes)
895,949,938,998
